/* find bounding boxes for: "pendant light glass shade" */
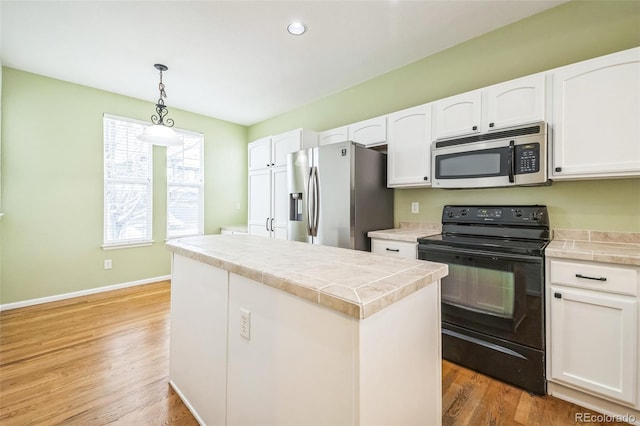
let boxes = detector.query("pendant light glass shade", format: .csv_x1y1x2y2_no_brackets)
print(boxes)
137,124,181,146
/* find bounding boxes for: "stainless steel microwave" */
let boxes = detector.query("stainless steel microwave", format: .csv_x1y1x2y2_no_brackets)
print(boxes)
431,122,548,189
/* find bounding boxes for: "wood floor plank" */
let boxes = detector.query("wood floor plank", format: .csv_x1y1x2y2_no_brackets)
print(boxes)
1,281,629,425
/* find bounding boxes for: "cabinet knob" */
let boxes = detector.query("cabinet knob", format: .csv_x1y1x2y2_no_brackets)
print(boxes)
472,125,478,131
266,163,270,167
554,292,562,299
555,167,562,172
489,122,495,128
423,176,429,181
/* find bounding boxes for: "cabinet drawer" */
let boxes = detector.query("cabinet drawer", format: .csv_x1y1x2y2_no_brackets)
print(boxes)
549,259,638,296
371,239,417,259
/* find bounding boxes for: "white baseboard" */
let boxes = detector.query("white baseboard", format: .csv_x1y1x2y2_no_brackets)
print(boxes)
169,380,205,426
0,275,171,312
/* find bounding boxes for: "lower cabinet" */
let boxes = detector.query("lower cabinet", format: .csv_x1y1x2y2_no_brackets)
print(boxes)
547,258,640,411
371,238,417,259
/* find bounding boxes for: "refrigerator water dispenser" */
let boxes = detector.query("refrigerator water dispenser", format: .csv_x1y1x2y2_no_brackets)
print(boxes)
289,193,303,221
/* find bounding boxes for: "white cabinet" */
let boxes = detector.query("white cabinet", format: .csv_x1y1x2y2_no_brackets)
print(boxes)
348,115,387,147
386,104,432,188
433,73,546,140
433,90,482,140
318,126,348,146
371,238,417,259
248,129,317,239
547,258,639,407
485,73,546,131
248,136,272,171
551,47,640,179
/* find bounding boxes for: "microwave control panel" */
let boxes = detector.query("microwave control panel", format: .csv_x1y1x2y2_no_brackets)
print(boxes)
514,143,540,174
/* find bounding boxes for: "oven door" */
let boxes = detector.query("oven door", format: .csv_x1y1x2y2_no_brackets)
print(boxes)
419,244,544,349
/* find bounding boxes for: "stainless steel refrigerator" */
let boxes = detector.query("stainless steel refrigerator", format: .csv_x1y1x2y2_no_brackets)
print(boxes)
287,141,393,251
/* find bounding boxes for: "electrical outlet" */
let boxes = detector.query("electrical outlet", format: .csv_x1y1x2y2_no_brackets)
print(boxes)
104,259,112,270
411,202,419,214
240,308,251,340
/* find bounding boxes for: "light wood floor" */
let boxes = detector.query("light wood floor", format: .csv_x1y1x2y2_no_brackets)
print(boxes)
0,281,629,425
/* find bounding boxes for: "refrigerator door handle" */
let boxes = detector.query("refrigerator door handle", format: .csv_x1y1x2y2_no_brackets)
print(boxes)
312,166,319,236
306,168,314,237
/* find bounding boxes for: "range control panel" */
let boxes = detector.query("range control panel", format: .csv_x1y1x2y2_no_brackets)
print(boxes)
442,205,548,225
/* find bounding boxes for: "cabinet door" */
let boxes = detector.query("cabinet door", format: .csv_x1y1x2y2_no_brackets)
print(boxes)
272,129,302,167
433,90,481,140
549,286,638,405
485,74,545,131
248,169,271,237
318,126,349,146
552,47,640,179
348,116,387,147
248,137,272,171
386,104,432,187
271,166,289,240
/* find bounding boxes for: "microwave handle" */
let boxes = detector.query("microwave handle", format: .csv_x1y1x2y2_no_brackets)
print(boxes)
508,140,515,183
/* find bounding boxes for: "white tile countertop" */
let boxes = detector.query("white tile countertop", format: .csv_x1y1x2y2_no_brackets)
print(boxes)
546,229,640,266
166,234,448,319
367,222,442,242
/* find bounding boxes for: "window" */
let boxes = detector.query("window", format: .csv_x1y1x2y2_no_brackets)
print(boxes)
103,115,153,248
167,132,204,238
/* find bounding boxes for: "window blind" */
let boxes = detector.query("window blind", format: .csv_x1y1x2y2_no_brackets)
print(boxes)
167,132,204,238
103,116,153,247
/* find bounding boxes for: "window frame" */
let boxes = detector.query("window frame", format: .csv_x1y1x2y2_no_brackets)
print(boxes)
102,114,155,249
166,130,205,239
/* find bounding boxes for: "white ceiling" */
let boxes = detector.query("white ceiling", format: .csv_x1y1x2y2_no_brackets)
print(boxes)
1,0,565,126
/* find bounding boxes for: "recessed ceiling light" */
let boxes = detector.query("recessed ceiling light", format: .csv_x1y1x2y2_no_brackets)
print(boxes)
287,21,306,36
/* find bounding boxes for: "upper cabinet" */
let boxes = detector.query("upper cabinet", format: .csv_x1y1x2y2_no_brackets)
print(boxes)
348,116,387,147
318,126,348,146
485,74,546,131
433,74,546,141
387,104,432,188
248,136,273,171
551,47,640,180
433,90,482,140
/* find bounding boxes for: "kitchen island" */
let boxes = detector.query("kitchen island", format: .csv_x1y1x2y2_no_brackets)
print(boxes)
166,234,448,426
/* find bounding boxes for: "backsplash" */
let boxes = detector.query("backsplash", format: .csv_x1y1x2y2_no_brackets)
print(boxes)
553,229,640,245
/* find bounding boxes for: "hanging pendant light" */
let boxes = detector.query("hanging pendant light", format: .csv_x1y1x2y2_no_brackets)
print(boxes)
138,64,181,146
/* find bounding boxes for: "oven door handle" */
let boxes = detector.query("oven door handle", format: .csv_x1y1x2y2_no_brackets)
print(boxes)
418,244,543,263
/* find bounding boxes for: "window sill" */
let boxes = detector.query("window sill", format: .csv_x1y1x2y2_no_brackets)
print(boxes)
102,241,154,250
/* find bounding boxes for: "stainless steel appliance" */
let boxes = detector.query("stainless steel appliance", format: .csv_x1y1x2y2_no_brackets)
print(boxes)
287,141,393,251
418,205,549,394
432,122,548,189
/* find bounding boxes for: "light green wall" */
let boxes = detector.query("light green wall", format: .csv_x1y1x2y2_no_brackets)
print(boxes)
248,0,640,232
0,68,247,304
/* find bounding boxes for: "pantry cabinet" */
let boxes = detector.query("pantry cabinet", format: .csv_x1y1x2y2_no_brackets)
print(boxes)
432,74,546,140
386,104,432,188
551,47,640,179
247,129,317,239
547,258,640,407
